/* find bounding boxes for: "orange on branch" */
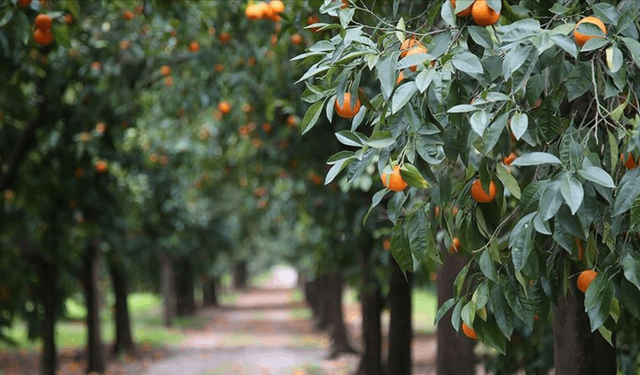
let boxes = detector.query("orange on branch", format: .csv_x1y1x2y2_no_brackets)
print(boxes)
381,165,408,192
189,41,200,52
160,65,171,76
404,46,428,72
462,322,477,340
471,0,500,27
95,160,108,173
123,10,135,20
574,17,606,47
291,34,303,45
449,237,461,253
621,153,637,169
33,29,53,46
577,270,598,293
503,152,517,165
218,101,231,115
219,31,231,44
399,36,423,58
451,0,473,17
471,179,496,203
18,0,32,8
35,14,52,30
64,13,74,25
334,92,361,118
269,0,285,14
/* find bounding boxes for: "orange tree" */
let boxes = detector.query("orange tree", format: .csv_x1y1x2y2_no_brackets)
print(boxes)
297,0,640,372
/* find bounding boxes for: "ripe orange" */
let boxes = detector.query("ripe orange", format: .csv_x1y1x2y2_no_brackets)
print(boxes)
341,0,349,9
434,205,440,217
269,0,285,13
262,122,272,132
96,123,106,133
219,31,231,44
287,115,298,128
79,132,91,143
462,322,477,340
311,173,323,185
149,154,158,163
451,0,473,17
160,65,171,76
399,36,423,58
621,153,637,169
35,14,52,30
451,206,459,216
449,237,461,253
64,13,74,25
396,70,405,85
33,28,53,46
164,76,173,87
574,17,606,47
577,270,598,293
382,238,391,251
471,179,496,203
123,10,135,20
242,103,253,113
575,238,584,261
334,92,361,118
95,160,108,173
245,4,260,20
405,46,428,72
214,64,224,72
503,152,517,165
18,0,31,7
381,165,408,192
291,34,303,45
471,0,500,27
189,41,200,52
307,14,321,32
91,61,101,70
218,101,231,115
119,40,131,50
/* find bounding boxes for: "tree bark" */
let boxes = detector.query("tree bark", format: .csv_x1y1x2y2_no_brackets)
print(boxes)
304,278,319,316
108,256,134,354
314,273,331,332
83,245,105,373
327,269,356,358
233,260,248,290
41,262,57,375
159,252,176,326
553,288,616,374
437,253,475,375
356,238,384,375
202,276,219,307
388,261,412,375
175,258,196,316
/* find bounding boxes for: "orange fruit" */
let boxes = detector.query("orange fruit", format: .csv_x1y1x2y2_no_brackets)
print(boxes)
33,28,53,46
214,64,224,72
18,0,31,7
503,152,517,165
399,37,423,58
396,70,405,86
123,10,135,20
471,0,500,27
269,0,285,13
91,61,101,70
471,179,496,203
341,0,349,9
95,160,108,173
79,132,91,143
149,154,158,163
334,92,361,118
451,206,459,216
287,115,298,128
449,237,461,253
311,173,323,185
218,101,231,115
75,168,85,179
291,34,303,45
242,103,253,113
189,41,200,52
434,206,440,217
64,13,74,25
621,153,637,169
164,76,173,87
575,238,584,261
382,238,391,251
119,40,131,50
451,0,473,17
405,46,428,72
245,4,261,20
381,165,408,192
307,14,321,32
95,123,106,133
35,14,52,30
219,31,231,44
160,65,171,76
262,123,272,132
462,322,477,340
256,2,272,19
574,17,606,47
577,270,598,293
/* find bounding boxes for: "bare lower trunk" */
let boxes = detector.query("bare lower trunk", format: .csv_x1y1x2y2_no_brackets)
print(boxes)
304,278,319,316
83,245,105,373
553,288,616,374
356,238,384,375
159,252,176,326
41,262,57,375
327,269,356,358
314,273,331,331
388,261,412,375
202,276,219,307
108,256,134,354
175,258,196,316
233,261,248,290
437,253,475,375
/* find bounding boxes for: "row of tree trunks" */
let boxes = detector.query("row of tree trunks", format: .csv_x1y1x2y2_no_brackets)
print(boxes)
233,260,248,290
202,275,219,307
388,261,412,375
108,255,134,354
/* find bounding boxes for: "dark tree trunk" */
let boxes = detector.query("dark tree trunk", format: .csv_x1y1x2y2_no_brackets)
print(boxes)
356,238,384,375
202,276,219,307
159,252,176,326
314,273,331,332
388,261,412,375
83,245,105,373
327,269,356,358
437,253,475,375
304,278,319,316
233,260,248,290
553,288,616,374
41,262,57,375
108,256,134,354
175,258,196,316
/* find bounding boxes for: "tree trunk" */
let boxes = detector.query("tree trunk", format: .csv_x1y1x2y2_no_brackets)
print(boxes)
41,262,57,375
159,252,176,326
83,245,105,373
233,260,248,290
437,253,475,375
314,273,331,332
304,278,319,316
553,288,616,374
175,258,196,316
388,261,412,375
327,269,356,358
202,276,219,307
356,238,384,375
108,256,134,354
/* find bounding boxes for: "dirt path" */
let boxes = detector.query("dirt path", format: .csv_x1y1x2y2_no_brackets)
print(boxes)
142,266,358,375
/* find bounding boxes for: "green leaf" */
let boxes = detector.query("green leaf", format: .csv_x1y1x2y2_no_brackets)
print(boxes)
301,100,325,134
0,10,13,28
377,57,396,100
415,69,436,93
584,274,613,332
491,283,514,338
539,181,563,221
550,34,578,58
510,213,536,272
473,281,490,309
605,46,623,73
510,152,562,166
560,176,584,215
435,298,455,325
503,44,533,81
578,167,615,188
496,163,521,199
621,252,640,291
366,131,395,148
468,25,493,49
451,52,484,75
454,262,471,298
614,168,640,216
400,163,430,189
510,112,528,140
470,110,489,136
447,104,478,113
461,300,476,327
580,38,609,52
476,316,507,354
391,82,418,114
391,224,413,273
479,248,498,282
324,158,353,185
451,299,464,332
622,38,640,69
363,189,390,224
335,130,364,147
327,151,356,164
565,63,591,102
406,209,432,262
